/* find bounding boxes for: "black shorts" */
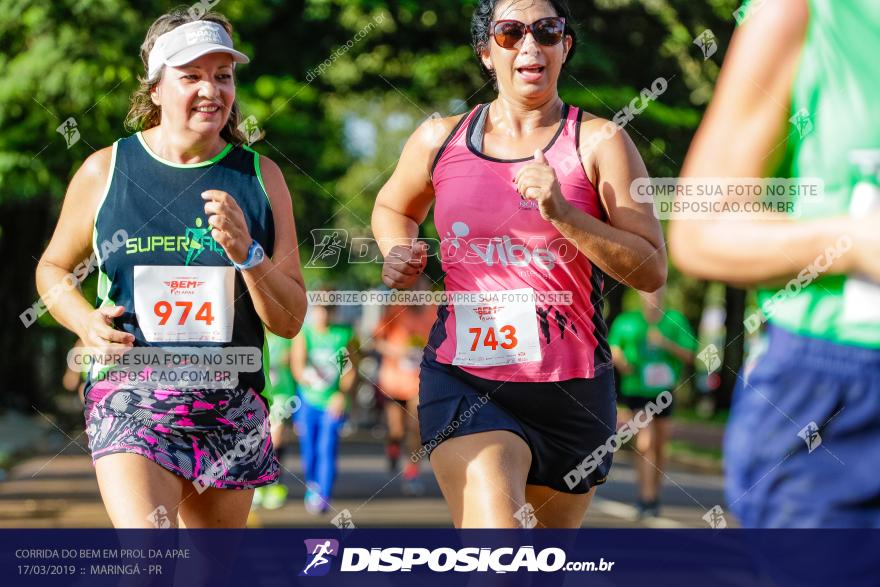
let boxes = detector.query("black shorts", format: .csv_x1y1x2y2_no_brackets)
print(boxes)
418,358,617,494
618,392,674,418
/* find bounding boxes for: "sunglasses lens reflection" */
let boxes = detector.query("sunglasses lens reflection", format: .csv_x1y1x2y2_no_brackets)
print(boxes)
492,18,565,48
494,21,525,48
533,18,565,45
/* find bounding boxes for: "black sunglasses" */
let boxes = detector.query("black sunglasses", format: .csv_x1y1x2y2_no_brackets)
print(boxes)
490,17,566,49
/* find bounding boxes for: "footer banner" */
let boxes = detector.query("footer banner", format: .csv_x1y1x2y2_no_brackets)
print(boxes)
2,529,878,586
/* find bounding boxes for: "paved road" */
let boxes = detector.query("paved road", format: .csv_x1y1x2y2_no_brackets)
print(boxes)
0,433,735,529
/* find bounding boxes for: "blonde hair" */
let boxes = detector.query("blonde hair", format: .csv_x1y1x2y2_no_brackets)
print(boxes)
124,7,247,144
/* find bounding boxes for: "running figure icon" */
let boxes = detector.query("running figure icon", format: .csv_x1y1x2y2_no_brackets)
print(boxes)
301,540,338,576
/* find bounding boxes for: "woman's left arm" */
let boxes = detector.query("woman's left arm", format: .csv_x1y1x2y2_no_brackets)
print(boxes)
515,122,667,292
202,156,307,338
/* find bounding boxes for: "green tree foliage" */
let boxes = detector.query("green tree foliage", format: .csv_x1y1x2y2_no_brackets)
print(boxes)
1,0,743,409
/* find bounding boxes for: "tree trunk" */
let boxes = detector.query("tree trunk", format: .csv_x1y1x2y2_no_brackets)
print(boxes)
604,277,625,327
0,198,59,412
717,285,746,411
604,277,626,400
678,276,708,408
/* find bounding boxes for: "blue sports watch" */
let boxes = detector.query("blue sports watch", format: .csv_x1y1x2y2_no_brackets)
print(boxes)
233,240,266,271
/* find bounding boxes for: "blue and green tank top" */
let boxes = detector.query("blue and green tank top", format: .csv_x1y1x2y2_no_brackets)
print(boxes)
750,0,880,346
86,131,275,395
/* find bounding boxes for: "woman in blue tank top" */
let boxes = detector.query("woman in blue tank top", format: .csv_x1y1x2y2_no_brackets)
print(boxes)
35,8,307,528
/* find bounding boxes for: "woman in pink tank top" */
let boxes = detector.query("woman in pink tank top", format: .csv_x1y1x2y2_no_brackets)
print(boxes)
372,0,666,528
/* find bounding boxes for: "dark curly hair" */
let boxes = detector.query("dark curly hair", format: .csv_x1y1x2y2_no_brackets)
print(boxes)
471,0,577,81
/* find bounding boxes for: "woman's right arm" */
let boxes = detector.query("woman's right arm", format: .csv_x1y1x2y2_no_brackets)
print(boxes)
35,148,135,353
667,0,869,287
372,115,463,289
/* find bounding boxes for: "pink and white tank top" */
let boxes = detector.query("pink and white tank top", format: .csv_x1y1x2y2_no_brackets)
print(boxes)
426,103,612,382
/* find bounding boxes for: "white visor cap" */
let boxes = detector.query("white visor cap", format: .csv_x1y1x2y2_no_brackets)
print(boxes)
147,20,249,80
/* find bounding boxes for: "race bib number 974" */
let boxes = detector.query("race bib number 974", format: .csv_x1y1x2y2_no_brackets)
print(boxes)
134,265,235,343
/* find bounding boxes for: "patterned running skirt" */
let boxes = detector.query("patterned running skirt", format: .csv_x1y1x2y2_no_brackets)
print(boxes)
84,379,278,490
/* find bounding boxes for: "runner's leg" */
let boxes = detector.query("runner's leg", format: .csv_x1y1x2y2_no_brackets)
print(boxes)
404,396,421,463
385,400,404,470
178,485,255,528
429,430,531,528
94,453,184,528
635,420,658,503
652,417,669,502
401,396,424,494
296,400,320,487
525,485,596,528
316,408,344,503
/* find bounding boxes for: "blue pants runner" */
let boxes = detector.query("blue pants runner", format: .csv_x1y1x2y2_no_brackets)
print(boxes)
295,399,344,502
726,324,880,528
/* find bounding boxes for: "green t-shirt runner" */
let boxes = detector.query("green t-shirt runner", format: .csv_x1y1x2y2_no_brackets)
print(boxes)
608,310,697,398
298,323,354,410
263,331,296,399
751,0,880,347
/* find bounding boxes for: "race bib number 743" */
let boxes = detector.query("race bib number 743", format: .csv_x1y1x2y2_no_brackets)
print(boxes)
453,288,542,367
134,265,235,343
